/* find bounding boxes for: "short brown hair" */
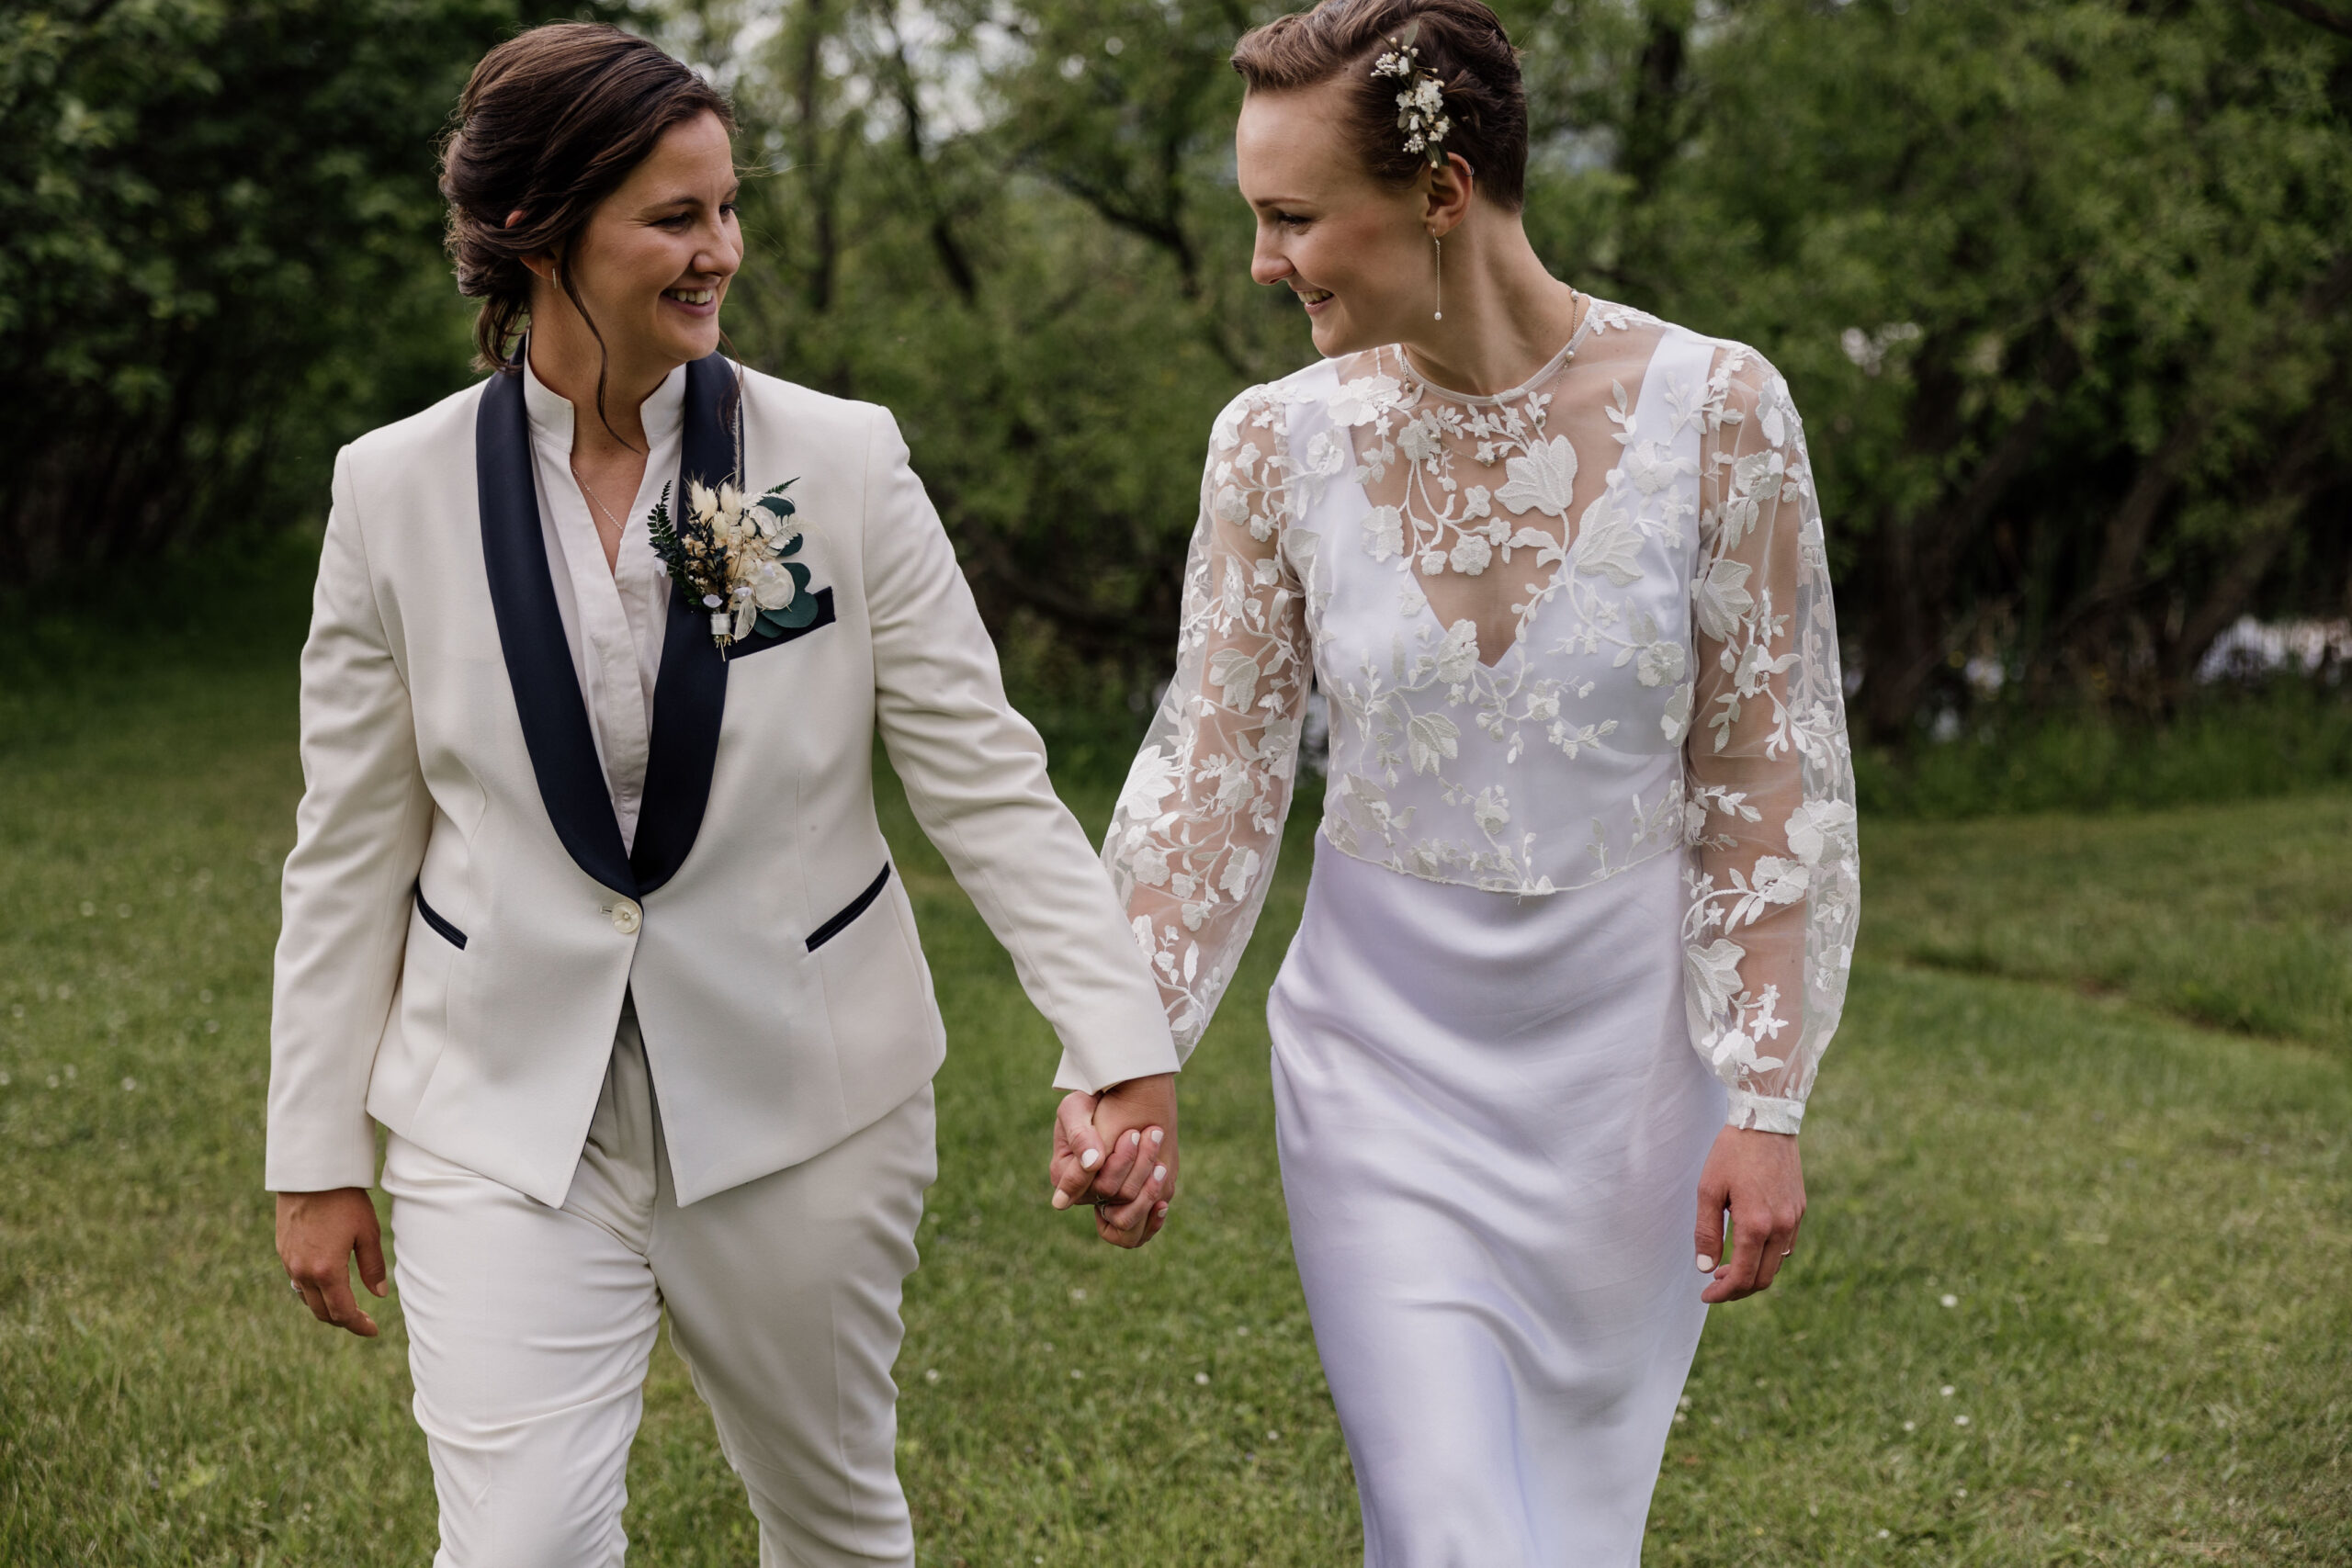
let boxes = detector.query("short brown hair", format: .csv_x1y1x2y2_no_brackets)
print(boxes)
1231,0,1527,211
439,23,735,377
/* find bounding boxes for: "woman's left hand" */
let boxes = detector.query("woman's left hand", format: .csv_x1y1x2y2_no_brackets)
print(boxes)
1047,1074,1177,1248
1693,1126,1804,1303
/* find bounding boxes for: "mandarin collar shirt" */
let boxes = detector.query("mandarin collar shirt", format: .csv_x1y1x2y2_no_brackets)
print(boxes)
521,353,686,855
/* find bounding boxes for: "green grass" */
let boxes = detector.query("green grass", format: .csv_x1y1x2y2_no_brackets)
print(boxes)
1852,686,2352,821
1867,796,2352,1053
2,656,2347,1565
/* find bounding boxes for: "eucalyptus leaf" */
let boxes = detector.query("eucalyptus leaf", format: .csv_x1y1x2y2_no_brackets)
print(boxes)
763,601,815,633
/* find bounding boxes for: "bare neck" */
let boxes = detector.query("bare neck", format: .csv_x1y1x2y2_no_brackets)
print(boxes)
1394,210,1582,398
525,288,675,458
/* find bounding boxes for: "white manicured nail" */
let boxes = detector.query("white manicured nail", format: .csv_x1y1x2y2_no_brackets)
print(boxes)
1153,1165,1168,1184
1080,1148,1100,1170
1696,1254,1715,1272
1125,1130,1139,1147
1150,1128,1164,1146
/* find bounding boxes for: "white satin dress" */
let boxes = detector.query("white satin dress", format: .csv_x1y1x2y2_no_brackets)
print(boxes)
1105,301,1860,1564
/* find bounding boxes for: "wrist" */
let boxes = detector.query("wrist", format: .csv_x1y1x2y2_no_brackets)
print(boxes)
1724,1088,1804,1135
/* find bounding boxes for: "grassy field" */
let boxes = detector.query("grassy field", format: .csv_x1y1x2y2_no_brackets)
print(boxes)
2,650,2348,1566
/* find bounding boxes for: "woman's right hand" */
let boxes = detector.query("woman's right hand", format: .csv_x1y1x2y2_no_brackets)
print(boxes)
1692,1126,1804,1303
1047,1075,1176,1248
276,1188,389,1337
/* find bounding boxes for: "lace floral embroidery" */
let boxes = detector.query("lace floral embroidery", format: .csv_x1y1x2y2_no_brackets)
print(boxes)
1105,303,1859,1134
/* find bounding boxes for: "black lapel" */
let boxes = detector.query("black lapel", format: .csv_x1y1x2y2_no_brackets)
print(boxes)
477,367,639,897
629,352,738,895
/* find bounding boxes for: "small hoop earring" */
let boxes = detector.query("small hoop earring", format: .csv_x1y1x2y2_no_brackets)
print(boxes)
1431,233,1443,323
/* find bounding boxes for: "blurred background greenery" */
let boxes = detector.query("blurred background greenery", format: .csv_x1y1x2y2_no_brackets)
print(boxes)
6,0,2351,788
5,5,2351,1563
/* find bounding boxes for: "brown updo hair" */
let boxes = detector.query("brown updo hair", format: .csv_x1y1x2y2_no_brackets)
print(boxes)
1231,0,1527,212
439,23,735,378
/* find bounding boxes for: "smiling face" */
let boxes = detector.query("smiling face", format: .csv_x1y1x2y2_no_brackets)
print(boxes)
1238,77,1432,357
557,109,742,373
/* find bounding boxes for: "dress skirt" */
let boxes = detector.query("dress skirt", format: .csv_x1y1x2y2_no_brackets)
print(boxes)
1268,834,1726,1568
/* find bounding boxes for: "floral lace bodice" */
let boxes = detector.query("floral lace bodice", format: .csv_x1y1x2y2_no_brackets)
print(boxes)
1104,299,1860,1133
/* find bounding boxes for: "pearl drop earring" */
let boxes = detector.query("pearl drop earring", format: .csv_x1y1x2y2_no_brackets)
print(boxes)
1432,232,1443,322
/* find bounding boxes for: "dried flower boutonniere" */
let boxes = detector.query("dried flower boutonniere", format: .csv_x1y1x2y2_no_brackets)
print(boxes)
646,478,820,649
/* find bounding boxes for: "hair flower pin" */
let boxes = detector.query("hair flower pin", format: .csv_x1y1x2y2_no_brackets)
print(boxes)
1372,23,1451,167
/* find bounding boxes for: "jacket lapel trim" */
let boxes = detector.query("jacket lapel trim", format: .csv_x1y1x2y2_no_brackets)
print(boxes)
476,366,639,897
628,352,738,896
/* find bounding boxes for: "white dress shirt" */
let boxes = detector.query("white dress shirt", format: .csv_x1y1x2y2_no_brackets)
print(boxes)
522,353,685,853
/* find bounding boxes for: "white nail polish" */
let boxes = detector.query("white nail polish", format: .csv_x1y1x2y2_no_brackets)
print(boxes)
1150,1129,1164,1146
1080,1148,1100,1170
1696,1254,1714,1272
1153,1165,1168,1184
1125,1130,1140,1147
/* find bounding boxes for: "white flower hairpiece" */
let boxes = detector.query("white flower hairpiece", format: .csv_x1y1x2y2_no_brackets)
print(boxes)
1371,25,1451,167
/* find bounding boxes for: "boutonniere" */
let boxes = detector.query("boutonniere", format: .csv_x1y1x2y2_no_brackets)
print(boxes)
646,478,822,649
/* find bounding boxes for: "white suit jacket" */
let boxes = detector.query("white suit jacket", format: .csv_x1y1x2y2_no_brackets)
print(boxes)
266,355,1178,1206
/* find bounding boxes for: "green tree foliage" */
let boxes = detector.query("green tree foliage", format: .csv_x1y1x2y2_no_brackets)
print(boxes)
661,0,1292,696
675,0,2352,730
0,0,609,590
9,0,2346,739
1637,0,2352,735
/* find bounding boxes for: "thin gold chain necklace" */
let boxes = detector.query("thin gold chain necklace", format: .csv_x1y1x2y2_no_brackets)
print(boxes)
570,457,631,537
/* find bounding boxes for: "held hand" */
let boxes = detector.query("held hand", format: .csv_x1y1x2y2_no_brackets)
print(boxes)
276,1187,389,1337
1693,1126,1804,1304
1048,1072,1177,1249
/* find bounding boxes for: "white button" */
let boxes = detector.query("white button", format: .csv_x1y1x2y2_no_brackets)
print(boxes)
609,898,641,935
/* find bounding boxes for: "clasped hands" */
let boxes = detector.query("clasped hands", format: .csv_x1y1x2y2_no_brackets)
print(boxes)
1046,1071,1176,1248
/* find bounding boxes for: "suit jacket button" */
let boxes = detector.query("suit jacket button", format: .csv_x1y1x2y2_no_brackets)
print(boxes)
610,897,642,935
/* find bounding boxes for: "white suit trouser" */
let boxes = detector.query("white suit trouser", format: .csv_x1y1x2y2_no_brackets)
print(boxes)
381,1010,935,1567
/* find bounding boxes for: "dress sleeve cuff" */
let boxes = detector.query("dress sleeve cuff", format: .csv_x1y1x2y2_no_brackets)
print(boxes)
1726,1089,1805,1135
1052,1041,1182,1095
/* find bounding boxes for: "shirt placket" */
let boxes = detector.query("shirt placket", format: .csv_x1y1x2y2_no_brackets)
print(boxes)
552,492,655,852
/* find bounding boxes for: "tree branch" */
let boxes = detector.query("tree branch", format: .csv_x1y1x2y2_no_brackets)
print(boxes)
2164,387,2347,693
2062,247,2352,642
879,16,978,305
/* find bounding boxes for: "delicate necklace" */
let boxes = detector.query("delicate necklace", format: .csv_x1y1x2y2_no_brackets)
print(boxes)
571,458,629,537
1400,290,1587,402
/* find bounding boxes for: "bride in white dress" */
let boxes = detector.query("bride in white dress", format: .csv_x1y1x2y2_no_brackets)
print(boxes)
1067,2,1860,1560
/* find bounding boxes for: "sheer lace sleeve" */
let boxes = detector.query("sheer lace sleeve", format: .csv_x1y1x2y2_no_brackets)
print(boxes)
1103,387,1313,1057
1682,347,1860,1134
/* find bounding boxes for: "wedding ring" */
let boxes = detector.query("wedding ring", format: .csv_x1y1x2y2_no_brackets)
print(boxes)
1780,1249,1793,1258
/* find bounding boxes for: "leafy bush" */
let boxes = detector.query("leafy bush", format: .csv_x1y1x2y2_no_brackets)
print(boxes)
0,0,611,591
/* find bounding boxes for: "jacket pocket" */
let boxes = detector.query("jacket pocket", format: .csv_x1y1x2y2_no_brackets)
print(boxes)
727,588,839,661
807,863,891,952
414,886,468,951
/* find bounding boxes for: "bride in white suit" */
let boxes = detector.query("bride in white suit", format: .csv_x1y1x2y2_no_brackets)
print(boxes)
268,24,1176,1566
